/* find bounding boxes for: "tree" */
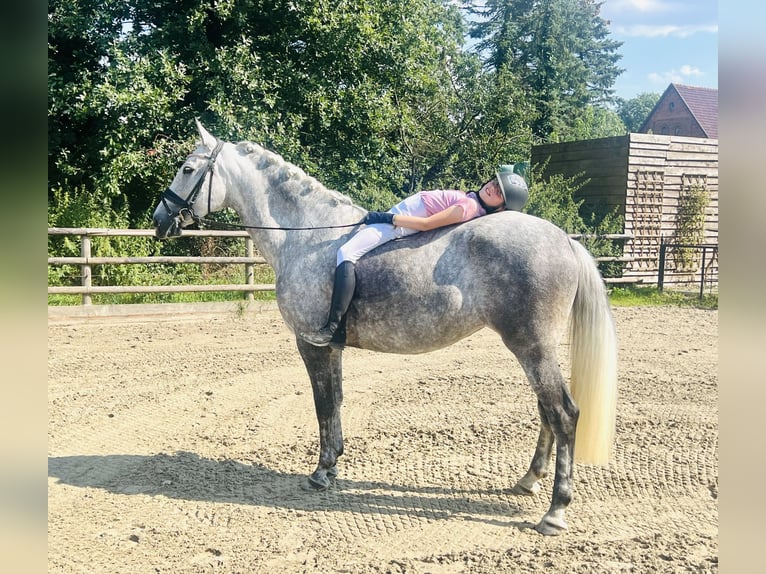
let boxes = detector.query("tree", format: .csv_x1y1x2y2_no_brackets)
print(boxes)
49,0,506,221
467,0,623,141
616,92,661,133
49,0,627,243
553,104,626,142
448,62,535,183
48,1,196,222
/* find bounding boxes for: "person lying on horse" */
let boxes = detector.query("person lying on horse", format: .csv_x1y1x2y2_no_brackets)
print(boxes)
300,166,530,347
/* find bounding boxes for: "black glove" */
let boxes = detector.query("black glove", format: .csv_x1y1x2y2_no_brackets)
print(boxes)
364,211,395,225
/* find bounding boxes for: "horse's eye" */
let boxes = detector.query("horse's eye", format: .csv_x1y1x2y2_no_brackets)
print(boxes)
183,166,194,175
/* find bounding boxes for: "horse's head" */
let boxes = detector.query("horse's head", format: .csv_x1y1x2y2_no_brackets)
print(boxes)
152,119,227,239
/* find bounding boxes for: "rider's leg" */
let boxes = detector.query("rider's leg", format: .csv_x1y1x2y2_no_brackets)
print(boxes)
301,260,357,346
300,217,420,347
301,225,393,346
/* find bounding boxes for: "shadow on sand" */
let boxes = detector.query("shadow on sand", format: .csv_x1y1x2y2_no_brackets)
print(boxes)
48,451,536,530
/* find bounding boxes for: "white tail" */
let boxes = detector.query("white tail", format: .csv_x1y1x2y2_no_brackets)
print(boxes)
568,240,618,465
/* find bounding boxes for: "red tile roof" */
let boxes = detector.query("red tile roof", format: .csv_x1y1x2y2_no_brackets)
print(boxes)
673,84,718,139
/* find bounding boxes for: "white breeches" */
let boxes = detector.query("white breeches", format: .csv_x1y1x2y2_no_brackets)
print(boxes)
337,193,428,265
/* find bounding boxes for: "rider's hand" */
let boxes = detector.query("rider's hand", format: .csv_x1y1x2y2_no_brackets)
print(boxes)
364,211,395,225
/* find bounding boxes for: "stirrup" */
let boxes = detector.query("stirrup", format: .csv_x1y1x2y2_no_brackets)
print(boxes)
300,327,334,347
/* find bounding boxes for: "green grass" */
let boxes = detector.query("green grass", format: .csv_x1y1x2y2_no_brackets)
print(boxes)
49,284,717,309
608,285,717,310
49,261,717,310
47,290,276,306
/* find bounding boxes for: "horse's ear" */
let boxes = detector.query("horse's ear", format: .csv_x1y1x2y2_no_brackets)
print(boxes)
195,118,218,149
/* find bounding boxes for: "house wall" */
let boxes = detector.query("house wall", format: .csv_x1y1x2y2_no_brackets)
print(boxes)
642,92,707,137
531,133,718,287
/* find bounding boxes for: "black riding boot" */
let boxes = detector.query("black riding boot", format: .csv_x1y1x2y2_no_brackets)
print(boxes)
301,261,356,347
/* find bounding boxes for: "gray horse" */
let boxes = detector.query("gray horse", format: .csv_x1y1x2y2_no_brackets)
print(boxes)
153,120,618,535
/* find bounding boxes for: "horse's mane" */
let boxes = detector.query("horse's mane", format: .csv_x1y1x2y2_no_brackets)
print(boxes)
236,141,355,208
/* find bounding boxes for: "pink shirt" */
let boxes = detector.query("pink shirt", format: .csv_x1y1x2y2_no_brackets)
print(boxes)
419,190,486,222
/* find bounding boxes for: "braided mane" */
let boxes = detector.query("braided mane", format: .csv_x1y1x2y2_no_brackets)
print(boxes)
236,141,355,208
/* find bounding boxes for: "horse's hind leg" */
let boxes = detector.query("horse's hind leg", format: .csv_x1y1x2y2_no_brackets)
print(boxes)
296,338,344,491
511,400,554,496
517,352,579,536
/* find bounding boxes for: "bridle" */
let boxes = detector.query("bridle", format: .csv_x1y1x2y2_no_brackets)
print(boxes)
159,139,364,232
159,140,225,228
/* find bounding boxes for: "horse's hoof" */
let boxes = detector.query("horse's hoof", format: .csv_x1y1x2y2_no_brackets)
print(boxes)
510,481,541,496
301,466,337,492
533,514,568,536
302,475,329,491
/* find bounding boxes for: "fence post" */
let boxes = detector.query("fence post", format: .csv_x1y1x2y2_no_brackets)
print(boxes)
699,245,708,300
657,237,666,293
245,236,254,302
81,234,92,305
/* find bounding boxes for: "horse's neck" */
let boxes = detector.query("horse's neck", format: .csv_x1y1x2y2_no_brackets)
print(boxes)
223,142,364,274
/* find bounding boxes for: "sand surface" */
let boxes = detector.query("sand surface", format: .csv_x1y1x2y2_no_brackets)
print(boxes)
48,305,717,573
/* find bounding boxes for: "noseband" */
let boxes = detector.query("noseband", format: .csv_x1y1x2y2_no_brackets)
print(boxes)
160,140,225,225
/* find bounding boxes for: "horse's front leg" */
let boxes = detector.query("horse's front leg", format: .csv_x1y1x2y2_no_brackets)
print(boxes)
296,338,344,491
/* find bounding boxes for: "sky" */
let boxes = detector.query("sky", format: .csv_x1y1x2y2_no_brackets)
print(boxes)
598,0,718,100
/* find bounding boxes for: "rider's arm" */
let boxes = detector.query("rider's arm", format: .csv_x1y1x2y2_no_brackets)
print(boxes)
391,205,465,231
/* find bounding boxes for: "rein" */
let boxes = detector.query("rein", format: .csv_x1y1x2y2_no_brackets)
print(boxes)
161,140,365,231
190,216,365,231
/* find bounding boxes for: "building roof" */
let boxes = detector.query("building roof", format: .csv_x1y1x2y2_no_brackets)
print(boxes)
673,84,718,139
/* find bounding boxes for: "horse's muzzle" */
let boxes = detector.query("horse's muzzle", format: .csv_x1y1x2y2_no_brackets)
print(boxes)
153,212,182,239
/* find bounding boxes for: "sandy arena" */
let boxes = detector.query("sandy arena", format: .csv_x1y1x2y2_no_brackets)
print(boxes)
48,304,717,573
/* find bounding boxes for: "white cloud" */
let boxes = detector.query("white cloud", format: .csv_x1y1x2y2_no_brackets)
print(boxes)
679,65,704,77
648,65,704,85
614,24,718,38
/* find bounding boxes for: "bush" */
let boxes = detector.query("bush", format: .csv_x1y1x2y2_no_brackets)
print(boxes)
524,162,589,234
48,186,154,288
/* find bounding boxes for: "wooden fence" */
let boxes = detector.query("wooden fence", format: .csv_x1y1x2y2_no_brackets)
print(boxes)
48,227,273,305
531,133,718,288
48,227,634,306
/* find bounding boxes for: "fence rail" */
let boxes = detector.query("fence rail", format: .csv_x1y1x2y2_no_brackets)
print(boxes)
48,227,634,305
48,227,273,305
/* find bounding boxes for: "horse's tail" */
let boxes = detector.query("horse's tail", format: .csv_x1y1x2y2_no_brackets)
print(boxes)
568,239,618,466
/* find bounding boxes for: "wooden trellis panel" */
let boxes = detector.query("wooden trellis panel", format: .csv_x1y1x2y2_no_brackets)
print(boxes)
628,170,665,272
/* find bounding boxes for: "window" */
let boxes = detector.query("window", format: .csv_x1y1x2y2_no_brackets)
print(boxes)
669,101,676,111
674,127,682,135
